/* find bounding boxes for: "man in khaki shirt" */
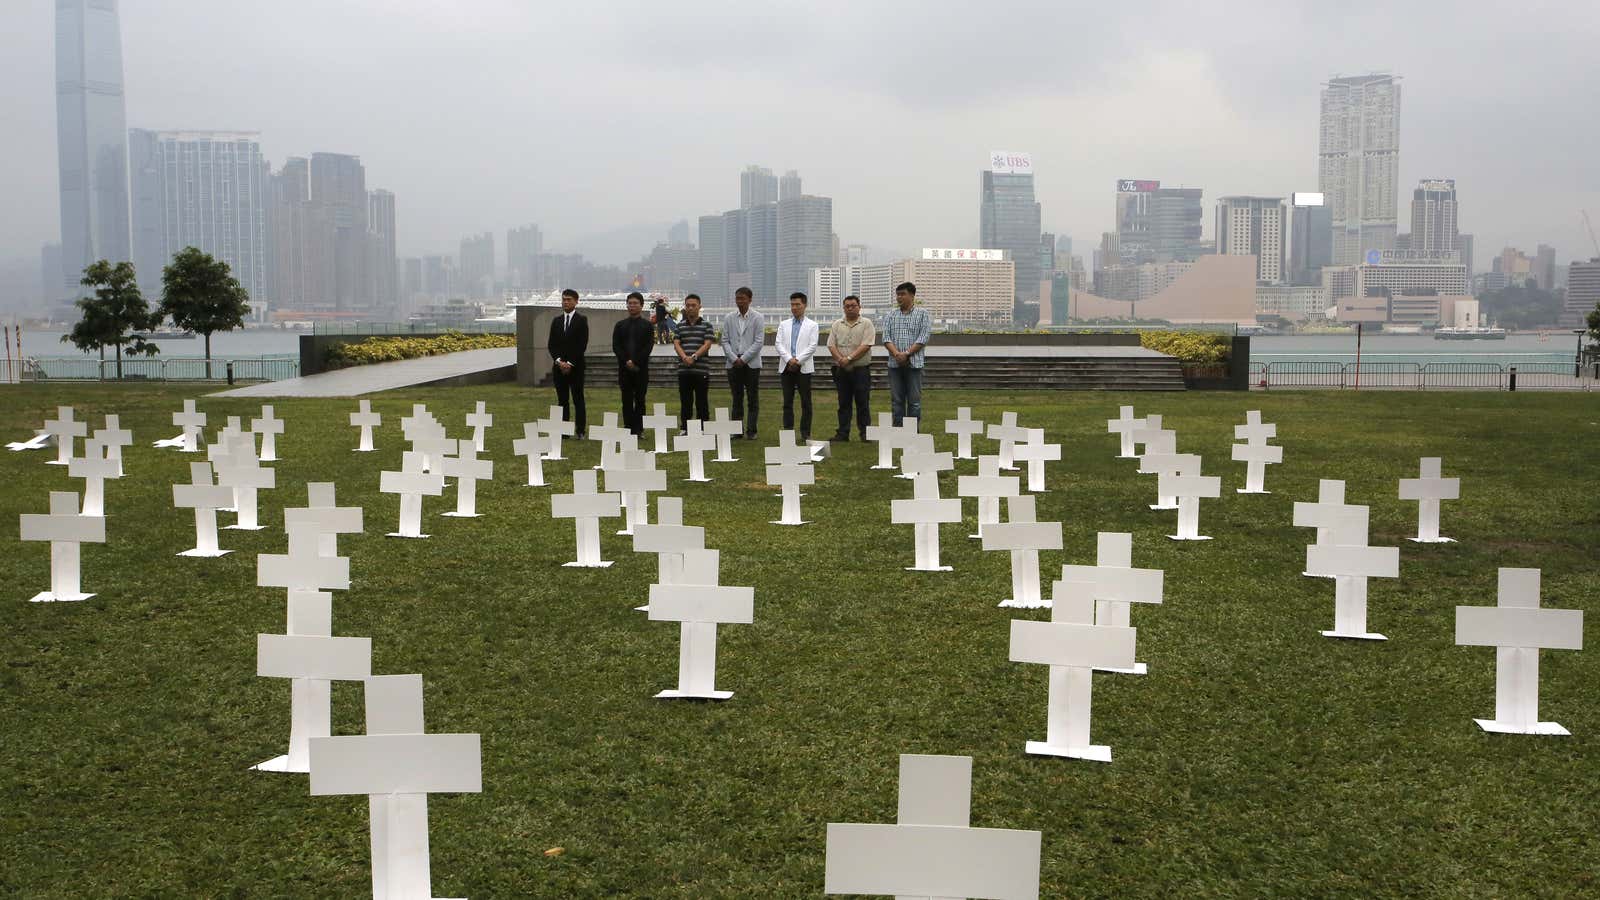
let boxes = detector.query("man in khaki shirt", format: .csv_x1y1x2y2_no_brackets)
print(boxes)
826,294,876,441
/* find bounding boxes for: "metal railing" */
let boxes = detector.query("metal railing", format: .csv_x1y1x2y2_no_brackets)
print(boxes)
12,356,299,384
1254,360,1594,391
312,321,515,336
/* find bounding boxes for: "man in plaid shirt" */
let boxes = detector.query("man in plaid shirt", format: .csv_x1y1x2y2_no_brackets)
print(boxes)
880,282,931,426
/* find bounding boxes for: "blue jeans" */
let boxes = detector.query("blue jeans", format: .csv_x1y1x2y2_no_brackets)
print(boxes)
887,365,922,426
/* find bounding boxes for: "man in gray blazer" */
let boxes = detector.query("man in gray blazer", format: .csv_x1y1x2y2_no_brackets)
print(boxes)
721,286,764,439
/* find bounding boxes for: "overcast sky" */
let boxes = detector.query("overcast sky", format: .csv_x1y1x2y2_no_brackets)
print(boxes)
5,0,1599,267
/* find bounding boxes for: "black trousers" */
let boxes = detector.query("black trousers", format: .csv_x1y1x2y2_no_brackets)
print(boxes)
677,371,709,428
833,366,870,438
552,364,586,436
617,365,649,434
781,369,813,439
727,365,761,437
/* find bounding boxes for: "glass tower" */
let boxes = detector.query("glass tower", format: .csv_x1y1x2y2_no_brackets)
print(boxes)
56,0,131,290
980,171,1042,310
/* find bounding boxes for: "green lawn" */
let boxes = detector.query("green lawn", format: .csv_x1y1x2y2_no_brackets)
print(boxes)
2,383,1598,897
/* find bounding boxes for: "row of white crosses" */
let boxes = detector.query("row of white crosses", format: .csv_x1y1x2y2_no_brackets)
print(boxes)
1294,481,1399,641
1232,410,1281,494
891,435,962,572
1131,414,1221,540
211,431,275,530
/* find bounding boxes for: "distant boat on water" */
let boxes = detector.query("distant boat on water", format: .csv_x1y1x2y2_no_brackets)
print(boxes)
1434,327,1507,341
134,330,196,340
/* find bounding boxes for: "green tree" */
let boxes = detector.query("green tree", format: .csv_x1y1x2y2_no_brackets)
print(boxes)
62,260,160,379
1476,284,1565,330
159,246,252,362
1586,302,1600,354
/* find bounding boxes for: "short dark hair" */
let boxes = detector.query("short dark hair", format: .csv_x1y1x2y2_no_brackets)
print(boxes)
561,288,578,300
843,294,860,304
684,293,701,302
789,292,807,304
735,286,752,299
896,282,916,296
626,291,645,303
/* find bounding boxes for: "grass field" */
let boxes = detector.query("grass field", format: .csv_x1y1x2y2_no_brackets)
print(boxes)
3,383,1598,897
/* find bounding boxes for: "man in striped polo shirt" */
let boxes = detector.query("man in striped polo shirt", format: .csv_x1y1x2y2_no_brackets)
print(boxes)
672,293,716,431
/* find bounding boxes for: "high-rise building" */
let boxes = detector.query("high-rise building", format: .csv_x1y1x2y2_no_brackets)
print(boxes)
779,170,802,201
1054,235,1072,268
740,165,777,209
1289,193,1334,286
979,152,1041,311
1319,73,1402,265
367,189,397,311
1039,232,1056,278
310,153,371,310
1409,180,1459,260
892,249,1015,324
506,224,543,289
1534,244,1557,291
667,219,690,245
745,203,779,305
126,130,270,306
1216,196,1286,284
1114,181,1205,263
1561,258,1600,326
777,195,833,300
459,232,495,298
1459,234,1475,276
56,0,132,288
697,214,726,303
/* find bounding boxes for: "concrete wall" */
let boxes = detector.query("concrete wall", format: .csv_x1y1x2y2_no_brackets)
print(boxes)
516,305,632,387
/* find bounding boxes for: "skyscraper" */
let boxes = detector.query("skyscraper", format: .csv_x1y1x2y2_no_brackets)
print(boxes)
310,153,370,310
1409,179,1459,256
1289,193,1334,286
127,130,270,306
745,203,779,305
979,152,1042,313
1561,258,1600,326
367,189,397,310
507,224,543,289
740,166,777,209
667,219,690,245
1319,73,1402,265
1114,181,1205,263
697,214,726,303
779,170,802,201
1216,196,1286,284
777,195,833,302
459,232,495,298
56,0,131,288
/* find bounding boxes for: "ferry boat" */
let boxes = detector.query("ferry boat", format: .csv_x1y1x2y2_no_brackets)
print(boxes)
1434,327,1507,340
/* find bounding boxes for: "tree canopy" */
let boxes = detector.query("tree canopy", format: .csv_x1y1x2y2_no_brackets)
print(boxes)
160,247,252,361
62,260,161,378
1476,284,1565,330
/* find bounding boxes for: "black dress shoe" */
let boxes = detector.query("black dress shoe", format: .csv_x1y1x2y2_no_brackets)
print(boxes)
829,432,850,442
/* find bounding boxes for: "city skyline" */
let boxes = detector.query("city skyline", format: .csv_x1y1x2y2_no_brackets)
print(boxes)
6,1,1599,278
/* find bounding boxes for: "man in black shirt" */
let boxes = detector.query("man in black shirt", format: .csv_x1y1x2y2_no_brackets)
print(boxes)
613,291,653,435
547,288,588,438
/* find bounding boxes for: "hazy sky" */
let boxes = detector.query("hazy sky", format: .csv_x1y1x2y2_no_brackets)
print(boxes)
5,0,1599,266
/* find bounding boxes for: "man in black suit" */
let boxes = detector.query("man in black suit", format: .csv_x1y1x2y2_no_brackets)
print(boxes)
613,291,654,435
548,288,588,438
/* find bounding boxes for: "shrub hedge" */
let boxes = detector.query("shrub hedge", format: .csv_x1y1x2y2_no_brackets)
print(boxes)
324,331,517,369
1138,331,1232,365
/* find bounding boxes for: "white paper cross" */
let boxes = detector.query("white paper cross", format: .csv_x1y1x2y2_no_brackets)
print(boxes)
1304,506,1398,640
673,419,717,482
631,497,706,611
1292,480,1362,578
551,468,621,566
216,436,275,531
1399,456,1460,543
439,439,493,518
863,411,897,470
983,495,1062,609
512,423,552,486
43,406,86,466
309,674,482,900
824,754,1042,899
350,399,381,452
1106,405,1139,459
68,439,119,517
891,473,962,571
766,460,814,526
537,404,575,461
251,404,284,461
647,551,754,699
21,491,105,602
957,455,1020,540
253,591,370,774
380,451,445,539
642,403,678,454
944,406,986,460
1135,430,1183,510
604,448,666,535
93,414,132,476
1011,579,1137,762
1013,428,1061,493
286,483,364,558
1455,568,1583,735
1129,413,1166,461
1059,532,1163,674
173,461,234,556
1158,464,1221,541
895,432,935,480
705,408,742,462
986,411,1026,471
167,398,206,452
465,400,492,453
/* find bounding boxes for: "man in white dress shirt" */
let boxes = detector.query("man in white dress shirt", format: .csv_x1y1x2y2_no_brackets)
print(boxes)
775,291,819,442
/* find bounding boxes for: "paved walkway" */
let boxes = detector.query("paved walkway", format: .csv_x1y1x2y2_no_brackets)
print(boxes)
209,347,516,398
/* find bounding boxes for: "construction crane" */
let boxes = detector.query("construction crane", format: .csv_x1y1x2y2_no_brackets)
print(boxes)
1584,210,1600,258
